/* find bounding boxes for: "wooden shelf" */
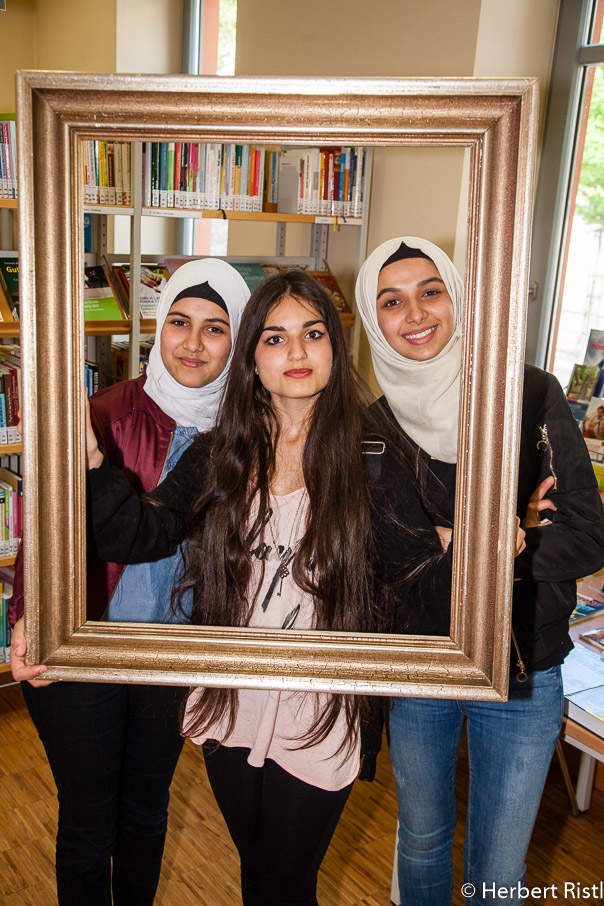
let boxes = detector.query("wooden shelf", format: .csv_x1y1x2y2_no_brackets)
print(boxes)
83,204,134,216
0,663,12,675
0,198,18,210
0,322,20,338
0,555,16,567
85,319,156,336
0,443,22,455
142,207,362,225
84,202,362,226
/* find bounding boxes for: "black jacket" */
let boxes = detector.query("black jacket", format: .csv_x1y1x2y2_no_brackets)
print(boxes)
369,364,604,671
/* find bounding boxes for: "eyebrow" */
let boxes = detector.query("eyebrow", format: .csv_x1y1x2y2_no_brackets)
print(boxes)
376,277,445,300
262,319,325,332
167,310,230,327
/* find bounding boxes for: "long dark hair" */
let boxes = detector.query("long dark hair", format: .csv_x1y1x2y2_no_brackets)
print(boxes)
175,270,376,751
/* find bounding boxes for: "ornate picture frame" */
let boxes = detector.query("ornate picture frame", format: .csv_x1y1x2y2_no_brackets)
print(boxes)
16,72,538,698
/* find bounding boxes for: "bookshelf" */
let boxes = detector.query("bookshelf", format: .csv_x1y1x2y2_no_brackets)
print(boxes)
0,114,23,671
85,141,372,377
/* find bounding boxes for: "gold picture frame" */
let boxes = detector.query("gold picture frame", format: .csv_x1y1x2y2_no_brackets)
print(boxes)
16,72,538,699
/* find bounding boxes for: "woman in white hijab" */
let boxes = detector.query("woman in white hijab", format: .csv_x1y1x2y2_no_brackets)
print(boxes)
356,238,604,906
10,258,250,906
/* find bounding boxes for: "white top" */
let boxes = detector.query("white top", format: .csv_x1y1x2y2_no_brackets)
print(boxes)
183,487,360,791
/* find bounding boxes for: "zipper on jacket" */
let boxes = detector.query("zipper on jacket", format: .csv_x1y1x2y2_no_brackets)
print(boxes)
511,628,528,682
536,424,558,489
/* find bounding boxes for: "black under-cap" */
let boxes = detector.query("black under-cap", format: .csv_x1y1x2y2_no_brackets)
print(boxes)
379,241,434,272
171,281,228,315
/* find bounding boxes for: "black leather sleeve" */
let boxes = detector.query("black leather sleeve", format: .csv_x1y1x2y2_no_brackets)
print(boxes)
515,371,604,583
87,437,206,565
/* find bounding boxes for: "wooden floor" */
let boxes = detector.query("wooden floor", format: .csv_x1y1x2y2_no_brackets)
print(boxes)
0,682,603,905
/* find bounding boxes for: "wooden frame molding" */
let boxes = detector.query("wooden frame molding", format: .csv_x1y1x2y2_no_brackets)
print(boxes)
16,72,539,698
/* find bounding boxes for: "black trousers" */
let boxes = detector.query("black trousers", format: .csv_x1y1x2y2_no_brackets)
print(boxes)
22,680,186,906
203,743,354,906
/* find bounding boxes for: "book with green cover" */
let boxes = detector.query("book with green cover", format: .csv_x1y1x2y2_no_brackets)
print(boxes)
0,255,19,321
84,265,125,321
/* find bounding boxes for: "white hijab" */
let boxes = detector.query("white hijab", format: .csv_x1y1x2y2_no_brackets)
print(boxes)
355,237,463,463
144,258,250,431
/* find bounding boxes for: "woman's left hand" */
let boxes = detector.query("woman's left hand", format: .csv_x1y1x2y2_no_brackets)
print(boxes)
522,476,557,528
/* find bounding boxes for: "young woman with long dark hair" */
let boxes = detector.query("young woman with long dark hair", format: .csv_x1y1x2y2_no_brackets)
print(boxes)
86,269,381,906
10,258,250,906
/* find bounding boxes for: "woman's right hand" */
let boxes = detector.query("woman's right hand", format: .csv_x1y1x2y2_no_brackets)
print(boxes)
10,617,52,687
515,516,526,557
86,397,104,470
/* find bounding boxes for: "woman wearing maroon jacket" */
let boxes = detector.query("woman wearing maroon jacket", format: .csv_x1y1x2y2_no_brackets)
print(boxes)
9,258,249,906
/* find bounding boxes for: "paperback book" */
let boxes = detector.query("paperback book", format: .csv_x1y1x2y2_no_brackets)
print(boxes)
567,363,599,402
84,265,126,321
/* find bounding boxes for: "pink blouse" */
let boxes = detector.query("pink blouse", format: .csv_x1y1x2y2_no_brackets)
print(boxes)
183,487,360,791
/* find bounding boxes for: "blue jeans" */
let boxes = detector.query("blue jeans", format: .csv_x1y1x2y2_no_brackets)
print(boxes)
22,681,186,906
389,666,564,906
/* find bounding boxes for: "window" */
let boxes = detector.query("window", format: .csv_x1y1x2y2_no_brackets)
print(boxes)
528,0,604,386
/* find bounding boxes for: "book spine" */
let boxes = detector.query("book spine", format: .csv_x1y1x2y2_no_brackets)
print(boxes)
167,142,175,208
319,150,327,215
151,142,160,207
87,141,98,204
353,146,364,217
187,143,196,209
240,144,251,212
195,143,204,209
106,143,116,205
159,142,168,208
122,142,131,206
0,588,4,661
100,141,109,205
114,141,123,207
3,123,12,199
9,367,19,444
180,142,189,208
0,124,6,199
213,144,222,210
256,147,266,213
0,375,7,445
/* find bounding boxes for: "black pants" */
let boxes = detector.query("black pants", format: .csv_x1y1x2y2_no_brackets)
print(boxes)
203,743,353,906
22,680,185,906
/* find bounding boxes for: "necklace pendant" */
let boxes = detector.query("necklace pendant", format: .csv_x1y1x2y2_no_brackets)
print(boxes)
277,563,290,579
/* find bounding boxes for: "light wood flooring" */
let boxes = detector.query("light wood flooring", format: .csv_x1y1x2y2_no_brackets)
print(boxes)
0,682,603,905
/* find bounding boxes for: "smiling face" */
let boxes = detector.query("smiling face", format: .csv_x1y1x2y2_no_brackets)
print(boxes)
160,296,232,388
254,294,333,411
376,257,455,361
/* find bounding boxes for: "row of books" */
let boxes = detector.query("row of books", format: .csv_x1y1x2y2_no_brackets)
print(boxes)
0,253,19,322
567,329,604,506
278,147,366,217
81,142,366,218
0,572,14,663
0,116,17,200
84,257,353,325
83,140,132,207
141,144,366,217
85,260,170,321
0,346,21,444
0,467,22,557
142,142,268,213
